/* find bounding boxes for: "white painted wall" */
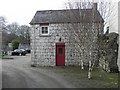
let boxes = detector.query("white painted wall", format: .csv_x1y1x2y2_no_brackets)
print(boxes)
118,1,120,71
109,2,118,33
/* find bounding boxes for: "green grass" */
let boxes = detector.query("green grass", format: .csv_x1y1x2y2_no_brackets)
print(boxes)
1,55,14,59
39,66,119,88
0,54,7,57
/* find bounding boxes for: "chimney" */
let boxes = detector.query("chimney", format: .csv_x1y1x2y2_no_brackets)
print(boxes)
93,3,97,10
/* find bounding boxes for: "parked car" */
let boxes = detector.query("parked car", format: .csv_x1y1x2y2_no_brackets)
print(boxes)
11,49,27,56
25,48,31,53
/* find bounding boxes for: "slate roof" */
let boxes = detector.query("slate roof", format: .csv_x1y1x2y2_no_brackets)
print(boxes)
30,9,104,25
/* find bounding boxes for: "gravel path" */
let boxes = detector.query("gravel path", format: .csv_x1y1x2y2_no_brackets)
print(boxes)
2,54,75,88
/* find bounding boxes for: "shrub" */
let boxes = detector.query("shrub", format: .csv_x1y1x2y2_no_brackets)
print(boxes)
11,39,19,50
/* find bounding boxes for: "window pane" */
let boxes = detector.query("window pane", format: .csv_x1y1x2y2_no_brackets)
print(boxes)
58,48,62,56
42,27,44,30
41,27,48,34
42,30,44,34
45,27,48,30
45,30,48,33
45,29,48,33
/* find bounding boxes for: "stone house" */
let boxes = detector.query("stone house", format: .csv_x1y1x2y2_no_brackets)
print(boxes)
30,3,104,66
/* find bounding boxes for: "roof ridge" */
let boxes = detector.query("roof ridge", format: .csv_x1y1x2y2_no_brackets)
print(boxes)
36,9,92,12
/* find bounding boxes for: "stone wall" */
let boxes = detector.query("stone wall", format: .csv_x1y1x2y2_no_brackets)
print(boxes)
30,23,103,66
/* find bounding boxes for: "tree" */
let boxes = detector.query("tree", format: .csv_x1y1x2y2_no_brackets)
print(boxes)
93,1,117,72
11,39,19,50
6,24,30,45
64,0,116,79
6,22,20,35
0,16,6,30
0,16,7,51
0,16,30,51
19,25,30,44
64,1,105,79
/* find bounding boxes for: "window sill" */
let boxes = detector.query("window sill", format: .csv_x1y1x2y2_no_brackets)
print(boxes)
39,35,51,37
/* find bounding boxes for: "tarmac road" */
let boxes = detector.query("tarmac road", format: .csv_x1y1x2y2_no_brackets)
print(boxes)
2,54,74,88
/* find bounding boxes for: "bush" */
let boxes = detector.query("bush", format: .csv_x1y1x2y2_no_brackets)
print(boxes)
11,40,19,50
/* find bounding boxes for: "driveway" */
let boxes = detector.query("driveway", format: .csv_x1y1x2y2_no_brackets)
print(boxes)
2,54,75,88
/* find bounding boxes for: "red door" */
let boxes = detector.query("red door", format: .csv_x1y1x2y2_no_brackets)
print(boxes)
56,43,65,66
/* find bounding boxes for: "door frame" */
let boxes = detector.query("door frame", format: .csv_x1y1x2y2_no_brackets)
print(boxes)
56,43,65,66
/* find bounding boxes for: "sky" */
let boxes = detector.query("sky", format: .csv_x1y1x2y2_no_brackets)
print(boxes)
0,0,68,25
0,0,119,26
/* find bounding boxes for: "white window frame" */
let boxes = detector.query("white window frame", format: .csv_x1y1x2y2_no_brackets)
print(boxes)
40,25,49,36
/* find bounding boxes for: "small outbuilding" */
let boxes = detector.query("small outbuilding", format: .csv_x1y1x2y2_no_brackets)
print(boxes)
30,3,104,66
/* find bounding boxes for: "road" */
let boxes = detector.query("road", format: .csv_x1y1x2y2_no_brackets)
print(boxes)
2,54,75,88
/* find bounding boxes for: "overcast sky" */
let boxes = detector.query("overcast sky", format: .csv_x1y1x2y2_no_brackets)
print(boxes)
0,0,68,25
0,0,119,26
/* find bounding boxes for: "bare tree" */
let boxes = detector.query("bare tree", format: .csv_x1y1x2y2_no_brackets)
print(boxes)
6,22,20,35
0,16,7,51
19,25,30,44
96,1,116,72
6,23,30,44
0,16,6,29
64,1,105,79
64,0,117,78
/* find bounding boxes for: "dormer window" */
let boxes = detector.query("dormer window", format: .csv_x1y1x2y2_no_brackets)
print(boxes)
41,26,49,35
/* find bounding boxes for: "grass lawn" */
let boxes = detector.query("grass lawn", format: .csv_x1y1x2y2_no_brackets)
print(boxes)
1,55,14,59
39,66,119,88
